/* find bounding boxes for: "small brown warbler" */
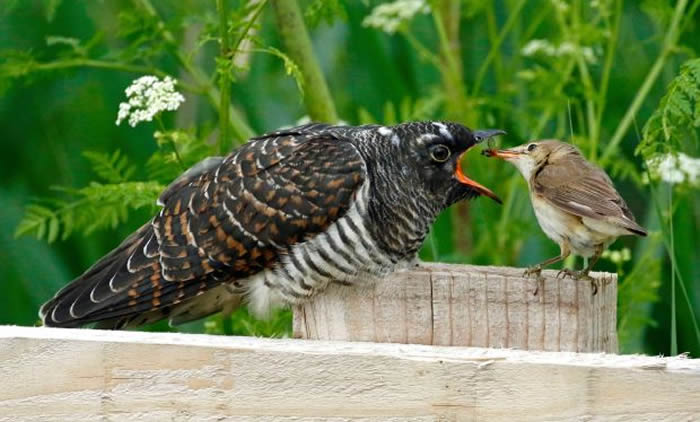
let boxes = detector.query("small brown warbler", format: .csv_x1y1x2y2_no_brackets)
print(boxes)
485,140,647,292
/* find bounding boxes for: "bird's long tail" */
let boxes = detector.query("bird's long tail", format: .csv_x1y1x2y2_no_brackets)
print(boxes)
39,223,224,329
621,217,648,237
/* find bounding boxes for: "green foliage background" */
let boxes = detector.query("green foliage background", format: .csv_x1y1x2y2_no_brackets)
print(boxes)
0,0,698,355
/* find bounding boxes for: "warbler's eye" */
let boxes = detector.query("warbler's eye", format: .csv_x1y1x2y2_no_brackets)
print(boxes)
527,143,537,152
430,145,451,162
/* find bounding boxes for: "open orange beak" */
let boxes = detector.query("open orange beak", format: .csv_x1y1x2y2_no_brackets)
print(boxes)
454,129,506,204
455,158,502,204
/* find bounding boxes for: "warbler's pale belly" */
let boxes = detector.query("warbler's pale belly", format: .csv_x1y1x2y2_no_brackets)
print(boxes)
531,196,619,257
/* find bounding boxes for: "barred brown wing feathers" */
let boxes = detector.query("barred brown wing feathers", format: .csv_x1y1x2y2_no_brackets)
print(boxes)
40,130,366,328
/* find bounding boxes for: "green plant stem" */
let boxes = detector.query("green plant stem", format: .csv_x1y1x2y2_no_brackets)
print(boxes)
132,0,254,142
484,3,504,89
567,99,575,139
574,100,586,140
533,59,577,137
432,4,471,122
600,0,689,163
33,59,199,94
554,0,596,145
576,55,597,141
216,0,232,156
221,313,234,336
472,0,527,96
439,0,461,48
571,49,596,145
31,53,249,142
185,55,254,141
668,186,677,355
522,4,552,41
169,139,185,171
432,5,461,85
591,0,623,161
401,30,442,67
232,0,268,55
681,0,700,34
270,0,338,122
155,117,185,170
648,179,700,351
34,59,159,76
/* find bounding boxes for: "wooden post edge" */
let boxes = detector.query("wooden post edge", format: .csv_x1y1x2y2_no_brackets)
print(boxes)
294,263,618,353
0,326,698,421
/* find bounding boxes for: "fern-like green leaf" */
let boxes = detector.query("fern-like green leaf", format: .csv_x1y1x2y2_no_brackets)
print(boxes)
82,150,135,183
16,182,165,242
116,9,168,60
146,151,183,185
47,215,60,243
14,204,56,240
639,58,700,159
0,49,38,94
61,208,74,241
254,47,305,98
607,155,644,187
148,130,216,183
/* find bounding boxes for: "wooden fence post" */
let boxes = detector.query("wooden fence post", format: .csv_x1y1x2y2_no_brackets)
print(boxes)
294,263,618,353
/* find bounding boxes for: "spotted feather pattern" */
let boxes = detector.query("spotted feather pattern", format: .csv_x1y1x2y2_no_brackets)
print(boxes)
40,126,365,327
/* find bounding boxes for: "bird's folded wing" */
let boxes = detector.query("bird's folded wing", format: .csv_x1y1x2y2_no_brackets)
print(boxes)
41,130,366,327
533,159,639,224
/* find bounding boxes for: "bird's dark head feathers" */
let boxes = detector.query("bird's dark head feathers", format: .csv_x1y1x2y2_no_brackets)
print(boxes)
368,121,504,206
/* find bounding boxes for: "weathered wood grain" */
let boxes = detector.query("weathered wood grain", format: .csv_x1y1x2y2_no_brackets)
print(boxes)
1,326,698,422
294,263,618,353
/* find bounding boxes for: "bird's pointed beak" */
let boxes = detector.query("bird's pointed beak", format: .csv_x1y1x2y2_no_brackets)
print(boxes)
453,128,505,204
473,129,507,144
482,148,523,160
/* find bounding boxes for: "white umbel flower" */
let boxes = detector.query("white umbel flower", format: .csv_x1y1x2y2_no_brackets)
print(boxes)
521,39,557,56
646,152,700,186
602,247,631,264
550,0,570,12
116,76,185,127
363,0,430,34
521,39,597,64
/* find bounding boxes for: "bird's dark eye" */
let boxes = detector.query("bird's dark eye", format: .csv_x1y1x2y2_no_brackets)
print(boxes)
527,143,537,152
430,145,451,162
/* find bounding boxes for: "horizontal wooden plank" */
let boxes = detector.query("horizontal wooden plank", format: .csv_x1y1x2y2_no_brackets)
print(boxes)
1,326,698,421
294,263,618,353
